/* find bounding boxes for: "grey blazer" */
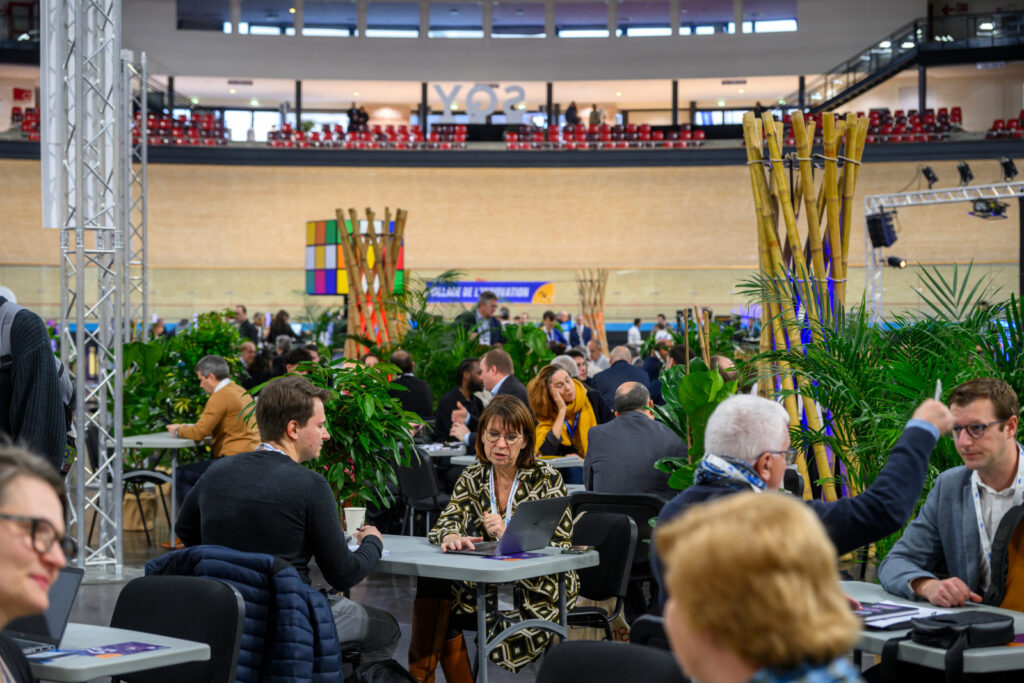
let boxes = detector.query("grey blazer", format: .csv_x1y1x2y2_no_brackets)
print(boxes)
877,466,979,599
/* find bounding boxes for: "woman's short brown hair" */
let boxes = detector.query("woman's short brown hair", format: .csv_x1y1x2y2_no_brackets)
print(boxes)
526,364,572,423
256,376,332,443
0,445,68,521
474,395,536,468
656,492,859,670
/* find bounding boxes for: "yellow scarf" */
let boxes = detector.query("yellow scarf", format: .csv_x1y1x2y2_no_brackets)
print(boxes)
535,378,598,457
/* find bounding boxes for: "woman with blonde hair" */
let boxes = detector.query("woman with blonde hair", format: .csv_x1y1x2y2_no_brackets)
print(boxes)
527,364,606,458
656,492,862,683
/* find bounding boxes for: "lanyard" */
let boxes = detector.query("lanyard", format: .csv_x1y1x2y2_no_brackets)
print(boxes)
564,411,581,443
971,443,1024,581
489,467,520,526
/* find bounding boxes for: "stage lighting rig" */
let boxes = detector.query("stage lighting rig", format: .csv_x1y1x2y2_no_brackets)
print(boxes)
1000,157,1018,182
957,161,974,186
969,199,1009,220
886,256,907,269
921,166,938,188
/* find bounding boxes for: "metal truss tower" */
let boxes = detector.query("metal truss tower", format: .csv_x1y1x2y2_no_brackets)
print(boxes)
863,181,1024,321
42,0,148,575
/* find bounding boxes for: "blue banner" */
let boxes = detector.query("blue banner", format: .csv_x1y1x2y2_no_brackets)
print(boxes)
427,281,555,304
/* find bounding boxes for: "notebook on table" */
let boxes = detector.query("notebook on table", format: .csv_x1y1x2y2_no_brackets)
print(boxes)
3,566,84,655
449,496,570,557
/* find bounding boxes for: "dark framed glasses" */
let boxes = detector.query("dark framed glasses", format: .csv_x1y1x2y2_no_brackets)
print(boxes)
482,430,523,445
951,419,1007,440
0,513,76,557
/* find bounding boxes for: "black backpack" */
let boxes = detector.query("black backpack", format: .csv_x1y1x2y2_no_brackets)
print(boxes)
0,299,76,473
352,659,417,683
880,611,1015,683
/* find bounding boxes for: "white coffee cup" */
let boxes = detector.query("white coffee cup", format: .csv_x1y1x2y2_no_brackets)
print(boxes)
344,506,367,532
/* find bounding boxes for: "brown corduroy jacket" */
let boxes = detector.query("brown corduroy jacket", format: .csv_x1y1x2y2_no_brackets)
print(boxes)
177,380,259,457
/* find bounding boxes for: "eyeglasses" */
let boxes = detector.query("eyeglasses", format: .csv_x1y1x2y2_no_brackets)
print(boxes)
0,513,76,557
952,419,1007,440
483,430,523,445
766,449,799,465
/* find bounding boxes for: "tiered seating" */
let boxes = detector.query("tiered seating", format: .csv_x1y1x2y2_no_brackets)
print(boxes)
863,107,957,144
141,112,229,147
268,123,444,150
504,123,705,150
987,110,1024,139
14,107,40,141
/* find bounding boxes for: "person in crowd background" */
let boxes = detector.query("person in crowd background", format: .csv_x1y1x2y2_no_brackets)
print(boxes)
528,364,606,458
455,291,504,346
627,317,642,346
0,445,70,683
451,349,530,450
360,352,380,367
590,345,653,411
268,310,299,345
234,304,259,345
388,350,434,421
436,358,484,445
587,338,610,373
550,356,613,423
657,493,862,683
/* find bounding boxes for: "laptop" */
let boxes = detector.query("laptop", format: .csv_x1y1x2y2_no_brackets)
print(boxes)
450,497,571,557
3,566,84,655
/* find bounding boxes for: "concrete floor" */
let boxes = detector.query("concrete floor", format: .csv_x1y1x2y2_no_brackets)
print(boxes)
68,514,541,682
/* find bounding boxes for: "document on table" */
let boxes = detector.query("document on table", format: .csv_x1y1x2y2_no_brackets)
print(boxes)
349,545,390,556
856,601,951,629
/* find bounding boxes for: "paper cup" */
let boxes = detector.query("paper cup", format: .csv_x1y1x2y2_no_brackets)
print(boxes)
344,507,367,532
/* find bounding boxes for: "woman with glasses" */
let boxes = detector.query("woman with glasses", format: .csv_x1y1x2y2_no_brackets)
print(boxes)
407,396,578,681
0,445,70,683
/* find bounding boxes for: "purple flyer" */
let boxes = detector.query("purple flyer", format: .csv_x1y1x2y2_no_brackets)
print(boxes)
83,642,169,657
485,552,545,561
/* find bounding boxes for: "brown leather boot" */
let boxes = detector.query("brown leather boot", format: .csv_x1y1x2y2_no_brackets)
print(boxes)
439,633,474,683
407,598,451,683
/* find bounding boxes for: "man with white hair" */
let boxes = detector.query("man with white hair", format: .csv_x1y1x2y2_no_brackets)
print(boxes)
651,394,953,610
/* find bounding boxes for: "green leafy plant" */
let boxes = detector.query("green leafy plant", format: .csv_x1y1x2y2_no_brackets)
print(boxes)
500,323,556,385
653,360,739,490
288,359,420,507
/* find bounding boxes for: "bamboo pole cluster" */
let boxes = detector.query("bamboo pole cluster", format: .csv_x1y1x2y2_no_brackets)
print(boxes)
575,269,609,354
336,207,408,359
743,110,868,502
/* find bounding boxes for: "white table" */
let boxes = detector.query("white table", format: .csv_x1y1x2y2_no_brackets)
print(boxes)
843,581,1024,674
122,431,207,545
450,455,583,469
375,534,598,682
28,623,210,682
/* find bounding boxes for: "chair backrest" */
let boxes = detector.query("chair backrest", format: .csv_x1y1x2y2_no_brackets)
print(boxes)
396,447,444,504
629,615,670,651
110,575,245,683
574,512,637,602
537,641,687,683
570,492,666,564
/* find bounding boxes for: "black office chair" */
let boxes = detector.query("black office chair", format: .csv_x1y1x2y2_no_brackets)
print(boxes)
569,492,667,616
86,424,173,547
537,641,689,683
110,575,245,683
567,512,637,640
395,446,450,536
630,615,670,651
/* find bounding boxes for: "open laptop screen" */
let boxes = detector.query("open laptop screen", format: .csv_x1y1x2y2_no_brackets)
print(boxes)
3,566,84,646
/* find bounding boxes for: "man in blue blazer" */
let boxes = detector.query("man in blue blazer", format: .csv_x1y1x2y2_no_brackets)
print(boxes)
879,378,1023,607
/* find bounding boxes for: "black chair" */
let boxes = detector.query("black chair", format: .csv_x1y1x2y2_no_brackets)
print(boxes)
630,615,670,651
567,512,637,640
537,641,688,683
86,424,173,547
395,446,450,536
110,575,245,683
569,492,667,615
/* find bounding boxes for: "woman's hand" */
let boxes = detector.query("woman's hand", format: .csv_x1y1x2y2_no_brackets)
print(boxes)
441,534,484,552
482,512,507,539
549,383,566,413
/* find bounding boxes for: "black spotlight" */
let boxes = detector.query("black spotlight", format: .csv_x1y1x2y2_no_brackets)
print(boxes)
866,210,898,248
922,166,938,188
957,161,974,186
969,199,1009,220
887,256,907,269
1000,157,1018,182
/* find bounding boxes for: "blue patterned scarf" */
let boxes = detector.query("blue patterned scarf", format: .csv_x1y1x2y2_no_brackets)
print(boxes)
694,454,766,492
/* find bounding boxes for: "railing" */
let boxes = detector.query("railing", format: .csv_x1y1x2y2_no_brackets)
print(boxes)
780,10,1024,111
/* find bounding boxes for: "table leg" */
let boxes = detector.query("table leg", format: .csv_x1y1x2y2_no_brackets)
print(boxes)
169,452,177,546
558,573,567,631
476,583,488,683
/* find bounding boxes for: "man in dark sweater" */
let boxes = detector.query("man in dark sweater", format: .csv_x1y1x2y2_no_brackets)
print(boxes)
434,357,484,443
0,294,66,473
651,394,953,611
176,375,400,663
590,345,654,410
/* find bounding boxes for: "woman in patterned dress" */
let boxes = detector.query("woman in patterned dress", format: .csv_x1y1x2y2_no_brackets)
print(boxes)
408,395,578,681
